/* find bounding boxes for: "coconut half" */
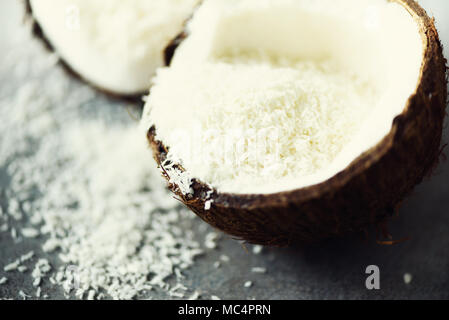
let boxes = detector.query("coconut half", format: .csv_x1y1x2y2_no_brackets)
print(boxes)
143,0,448,246
27,0,199,97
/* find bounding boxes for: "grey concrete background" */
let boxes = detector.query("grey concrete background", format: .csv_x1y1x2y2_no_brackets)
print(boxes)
0,0,448,300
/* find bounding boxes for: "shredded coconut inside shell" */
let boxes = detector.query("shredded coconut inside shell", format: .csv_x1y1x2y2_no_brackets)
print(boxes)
143,0,423,194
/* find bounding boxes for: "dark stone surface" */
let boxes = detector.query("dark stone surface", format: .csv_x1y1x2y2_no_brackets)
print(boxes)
1,0,448,300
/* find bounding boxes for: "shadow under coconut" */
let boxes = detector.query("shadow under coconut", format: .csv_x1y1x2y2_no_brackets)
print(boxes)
178,124,449,300
267,145,449,299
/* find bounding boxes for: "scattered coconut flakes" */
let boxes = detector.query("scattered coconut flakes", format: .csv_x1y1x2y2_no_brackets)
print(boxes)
204,200,213,211
19,291,30,300
8,199,21,221
211,295,221,300
205,232,219,249
404,273,413,285
22,202,32,213
30,213,43,226
251,267,267,274
244,281,253,288
21,228,40,238
32,259,52,282
42,238,60,253
174,268,185,280
252,245,263,255
87,290,96,301
4,260,20,272
188,291,201,300
55,271,64,283
33,277,41,288
36,287,41,298
0,16,220,300
0,277,8,285
20,251,35,263
169,283,188,298
220,255,230,263
161,157,194,196
18,266,28,273
169,291,185,299
213,261,221,269
38,260,52,274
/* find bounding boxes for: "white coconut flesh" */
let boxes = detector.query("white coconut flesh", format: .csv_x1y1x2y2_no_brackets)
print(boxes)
143,0,424,195
30,0,199,95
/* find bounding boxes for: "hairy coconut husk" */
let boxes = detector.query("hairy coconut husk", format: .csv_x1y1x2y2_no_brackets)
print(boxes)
25,0,144,103
148,0,448,246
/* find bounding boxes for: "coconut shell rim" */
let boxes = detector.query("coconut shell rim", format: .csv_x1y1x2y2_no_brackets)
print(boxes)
24,0,147,102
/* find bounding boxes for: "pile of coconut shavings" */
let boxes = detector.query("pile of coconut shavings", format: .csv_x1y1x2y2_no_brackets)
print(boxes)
0,27,207,300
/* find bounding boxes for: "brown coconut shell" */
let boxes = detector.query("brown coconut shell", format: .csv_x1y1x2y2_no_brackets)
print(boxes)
164,32,188,67
148,0,448,246
25,0,144,103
